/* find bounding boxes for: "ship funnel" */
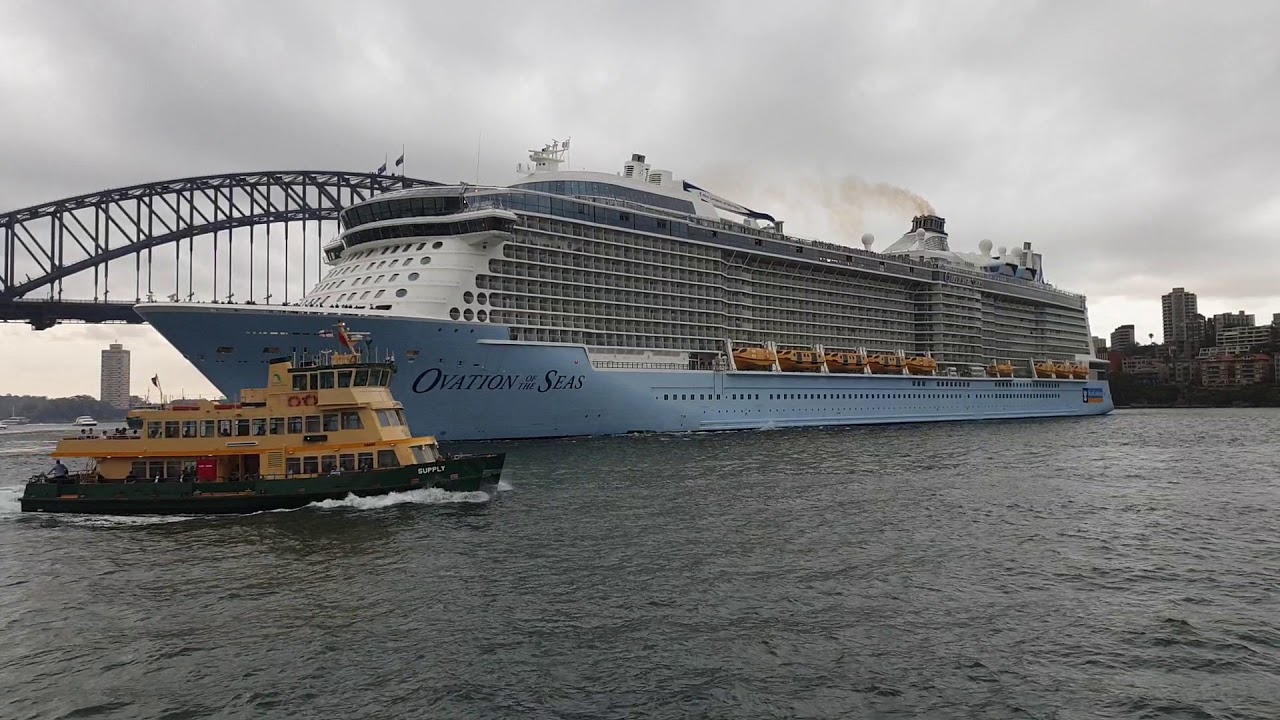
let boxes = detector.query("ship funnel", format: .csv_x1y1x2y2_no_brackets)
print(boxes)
909,214,947,235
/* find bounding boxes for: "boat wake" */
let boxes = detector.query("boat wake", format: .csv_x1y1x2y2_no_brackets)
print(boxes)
306,487,492,510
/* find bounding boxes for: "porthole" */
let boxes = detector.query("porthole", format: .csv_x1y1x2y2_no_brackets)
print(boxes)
463,308,474,321
477,292,487,305
395,288,407,298
408,272,420,281
419,257,431,265
477,310,487,322
449,307,460,320
463,291,474,304
432,241,443,249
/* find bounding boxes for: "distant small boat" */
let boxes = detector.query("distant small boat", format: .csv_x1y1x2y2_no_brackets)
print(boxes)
3,416,29,425
72,416,98,427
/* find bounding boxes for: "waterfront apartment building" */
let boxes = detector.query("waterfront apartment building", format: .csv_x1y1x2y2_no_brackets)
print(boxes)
100,343,131,410
1162,287,1198,356
1199,354,1274,387
1110,324,1136,352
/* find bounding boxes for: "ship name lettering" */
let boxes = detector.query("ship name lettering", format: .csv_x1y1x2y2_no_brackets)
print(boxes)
411,368,584,394
418,465,445,474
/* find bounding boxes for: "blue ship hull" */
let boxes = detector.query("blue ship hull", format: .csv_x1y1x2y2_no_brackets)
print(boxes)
138,306,1114,441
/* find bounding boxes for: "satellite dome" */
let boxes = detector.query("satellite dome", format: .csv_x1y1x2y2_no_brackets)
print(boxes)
979,239,993,256
861,233,875,249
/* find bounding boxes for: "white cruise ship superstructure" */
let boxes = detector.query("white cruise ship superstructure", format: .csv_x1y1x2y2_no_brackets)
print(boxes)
137,141,1113,440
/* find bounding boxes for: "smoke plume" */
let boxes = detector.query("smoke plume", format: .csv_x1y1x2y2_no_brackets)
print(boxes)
696,165,934,243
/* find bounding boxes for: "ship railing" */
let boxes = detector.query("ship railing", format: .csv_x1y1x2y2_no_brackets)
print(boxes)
592,360,710,371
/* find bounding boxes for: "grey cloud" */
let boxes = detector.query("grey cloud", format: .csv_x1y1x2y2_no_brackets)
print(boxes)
4,0,1280,310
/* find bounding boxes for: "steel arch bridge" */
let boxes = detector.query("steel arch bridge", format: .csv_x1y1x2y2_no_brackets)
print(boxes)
0,171,441,328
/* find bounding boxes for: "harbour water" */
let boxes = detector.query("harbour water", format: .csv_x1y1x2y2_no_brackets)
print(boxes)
2,409,1279,718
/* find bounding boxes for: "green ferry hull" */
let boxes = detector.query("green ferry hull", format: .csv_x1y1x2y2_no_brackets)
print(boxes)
20,454,503,516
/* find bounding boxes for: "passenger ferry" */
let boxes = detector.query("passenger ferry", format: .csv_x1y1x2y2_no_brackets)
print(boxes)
21,325,505,515
136,141,1113,440
72,416,98,427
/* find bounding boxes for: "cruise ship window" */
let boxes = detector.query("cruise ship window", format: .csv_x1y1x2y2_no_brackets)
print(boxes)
375,290,386,298
420,257,431,265
432,241,443,249
408,272,420,281
305,415,321,433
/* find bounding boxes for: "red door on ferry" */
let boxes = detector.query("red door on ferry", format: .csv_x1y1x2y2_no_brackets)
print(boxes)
196,458,217,481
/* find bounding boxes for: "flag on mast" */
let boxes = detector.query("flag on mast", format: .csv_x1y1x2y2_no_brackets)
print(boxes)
334,323,356,353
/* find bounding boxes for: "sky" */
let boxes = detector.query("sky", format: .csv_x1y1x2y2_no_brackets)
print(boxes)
2,0,1279,398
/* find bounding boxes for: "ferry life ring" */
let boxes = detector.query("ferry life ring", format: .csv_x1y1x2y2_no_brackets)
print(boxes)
301,393,318,407
288,396,302,407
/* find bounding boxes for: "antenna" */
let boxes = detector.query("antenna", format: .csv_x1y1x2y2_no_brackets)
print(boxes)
475,130,482,184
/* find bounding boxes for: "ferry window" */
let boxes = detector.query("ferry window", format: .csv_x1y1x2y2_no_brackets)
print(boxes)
323,413,340,432
235,419,250,436
164,421,179,438
286,457,301,475
147,422,162,438
130,461,147,478
319,372,335,389
396,410,407,425
376,449,400,468
337,370,353,388
354,369,370,386
410,445,433,464
376,410,391,427
148,461,165,479
321,456,337,473
287,416,303,433
269,417,284,435
292,374,307,391
371,369,385,386
357,452,374,470
339,454,355,472
308,374,319,391
182,420,197,438
302,457,319,475
218,420,232,437
341,411,363,430
165,460,183,479
305,415,321,433
252,418,267,436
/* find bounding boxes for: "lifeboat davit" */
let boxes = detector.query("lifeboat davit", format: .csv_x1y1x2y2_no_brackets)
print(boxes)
866,354,906,375
777,349,823,372
824,351,866,373
905,356,938,376
733,347,777,371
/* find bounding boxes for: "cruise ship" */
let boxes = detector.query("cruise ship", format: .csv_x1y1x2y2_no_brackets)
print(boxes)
137,141,1113,440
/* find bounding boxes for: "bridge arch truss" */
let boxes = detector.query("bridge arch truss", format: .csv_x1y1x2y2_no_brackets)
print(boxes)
0,171,440,327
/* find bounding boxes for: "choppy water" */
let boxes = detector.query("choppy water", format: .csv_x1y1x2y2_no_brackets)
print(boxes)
2,410,1280,719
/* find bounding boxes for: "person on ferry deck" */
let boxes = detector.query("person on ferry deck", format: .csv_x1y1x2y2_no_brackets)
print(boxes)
50,461,69,480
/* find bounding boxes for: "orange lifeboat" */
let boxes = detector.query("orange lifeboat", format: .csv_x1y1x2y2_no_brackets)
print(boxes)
905,356,938,376
985,362,1015,378
777,349,823,372
733,347,777,371
1034,362,1056,379
866,354,906,375
824,351,866,373
1069,364,1088,380
1051,362,1074,379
